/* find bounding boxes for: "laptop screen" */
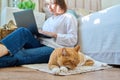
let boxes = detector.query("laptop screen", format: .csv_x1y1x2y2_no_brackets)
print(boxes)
13,9,38,34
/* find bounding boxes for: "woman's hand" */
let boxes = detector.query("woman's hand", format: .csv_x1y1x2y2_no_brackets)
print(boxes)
38,30,57,38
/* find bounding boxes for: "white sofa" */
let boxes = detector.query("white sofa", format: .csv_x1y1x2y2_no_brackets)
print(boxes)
1,5,120,65
78,5,120,65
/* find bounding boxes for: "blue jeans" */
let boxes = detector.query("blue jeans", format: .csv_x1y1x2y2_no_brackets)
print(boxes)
0,27,54,68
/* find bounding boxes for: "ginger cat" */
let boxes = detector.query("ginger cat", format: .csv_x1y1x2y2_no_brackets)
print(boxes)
48,45,94,74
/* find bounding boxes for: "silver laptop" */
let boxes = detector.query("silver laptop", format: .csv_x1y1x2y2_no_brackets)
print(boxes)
13,9,51,38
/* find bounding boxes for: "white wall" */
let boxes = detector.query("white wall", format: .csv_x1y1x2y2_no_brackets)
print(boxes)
0,0,1,26
102,0,120,9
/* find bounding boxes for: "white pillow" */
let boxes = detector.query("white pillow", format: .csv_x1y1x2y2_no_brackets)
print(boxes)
34,11,45,29
42,7,53,19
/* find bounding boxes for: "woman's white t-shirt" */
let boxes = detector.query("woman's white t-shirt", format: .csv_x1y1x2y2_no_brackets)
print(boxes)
40,13,78,48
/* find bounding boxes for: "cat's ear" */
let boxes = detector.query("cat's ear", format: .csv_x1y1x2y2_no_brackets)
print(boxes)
62,48,69,56
74,45,80,52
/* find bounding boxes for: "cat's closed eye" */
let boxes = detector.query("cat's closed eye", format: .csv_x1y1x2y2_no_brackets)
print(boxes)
63,61,77,69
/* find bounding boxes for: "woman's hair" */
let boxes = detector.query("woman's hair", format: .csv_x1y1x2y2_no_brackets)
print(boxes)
53,0,67,12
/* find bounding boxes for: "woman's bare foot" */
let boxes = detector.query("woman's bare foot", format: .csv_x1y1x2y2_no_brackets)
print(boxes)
0,44,9,57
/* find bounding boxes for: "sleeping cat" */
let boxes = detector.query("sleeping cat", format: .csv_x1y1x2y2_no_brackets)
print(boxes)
48,45,94,74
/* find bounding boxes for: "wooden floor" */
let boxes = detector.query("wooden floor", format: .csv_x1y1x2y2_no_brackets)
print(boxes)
0,66,120,80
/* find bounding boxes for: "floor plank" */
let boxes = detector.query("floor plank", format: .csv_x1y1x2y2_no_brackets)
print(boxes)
0,66,120,80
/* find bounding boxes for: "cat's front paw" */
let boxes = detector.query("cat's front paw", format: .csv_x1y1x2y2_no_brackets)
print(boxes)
51,68,60,75
101,63,108,67
60,66,68,73
94,61,108,67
